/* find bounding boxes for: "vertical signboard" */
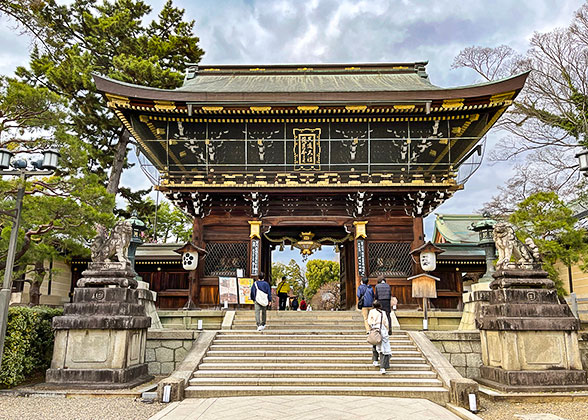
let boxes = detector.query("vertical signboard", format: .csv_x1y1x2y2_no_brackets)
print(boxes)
251,239,259,276
357,238,366,278
293,128,321,170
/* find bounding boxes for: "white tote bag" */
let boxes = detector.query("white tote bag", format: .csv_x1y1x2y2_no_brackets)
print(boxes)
254,282,269,306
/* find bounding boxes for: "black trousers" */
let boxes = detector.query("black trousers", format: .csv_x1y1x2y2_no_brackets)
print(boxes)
372,346,390,369
278,293,288,310
379,300,392,334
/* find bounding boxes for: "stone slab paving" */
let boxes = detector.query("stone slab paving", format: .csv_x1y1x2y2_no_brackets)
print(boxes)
148,396,463,420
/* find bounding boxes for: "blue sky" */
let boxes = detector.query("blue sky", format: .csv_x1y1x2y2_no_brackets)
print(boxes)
0,0,584,266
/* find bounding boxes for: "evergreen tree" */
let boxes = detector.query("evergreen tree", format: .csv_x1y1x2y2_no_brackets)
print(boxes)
1,0,205,200
305,259,339,299
509,191,588,296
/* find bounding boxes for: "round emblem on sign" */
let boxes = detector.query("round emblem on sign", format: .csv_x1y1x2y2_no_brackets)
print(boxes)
526,291,537,301
94,289,105,300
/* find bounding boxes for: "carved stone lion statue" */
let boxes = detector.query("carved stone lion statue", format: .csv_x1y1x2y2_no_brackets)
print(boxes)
91,221,133,264
493,222,541,270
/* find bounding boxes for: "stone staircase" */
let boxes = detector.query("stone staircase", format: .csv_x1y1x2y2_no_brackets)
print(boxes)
185,311,449,404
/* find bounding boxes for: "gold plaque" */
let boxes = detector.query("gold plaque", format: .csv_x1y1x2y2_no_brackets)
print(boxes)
293,128,321,170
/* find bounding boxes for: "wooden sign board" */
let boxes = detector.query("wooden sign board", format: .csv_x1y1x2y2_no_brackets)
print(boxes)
408,273,440,299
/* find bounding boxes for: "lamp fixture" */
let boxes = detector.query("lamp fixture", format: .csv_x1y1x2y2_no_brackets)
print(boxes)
0,149,13,170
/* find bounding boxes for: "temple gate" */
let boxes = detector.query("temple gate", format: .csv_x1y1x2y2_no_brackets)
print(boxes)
95,62,527,309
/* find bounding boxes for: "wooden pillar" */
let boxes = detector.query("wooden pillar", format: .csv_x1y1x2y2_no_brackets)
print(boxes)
191,217,203,304
248,221,262,278
411,216,425,275
353,221,368,305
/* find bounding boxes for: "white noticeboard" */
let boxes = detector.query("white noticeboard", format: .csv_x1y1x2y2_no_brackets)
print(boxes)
218,277,238,304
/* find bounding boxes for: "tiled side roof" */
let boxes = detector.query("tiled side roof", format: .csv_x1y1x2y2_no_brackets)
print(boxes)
433,214,487,244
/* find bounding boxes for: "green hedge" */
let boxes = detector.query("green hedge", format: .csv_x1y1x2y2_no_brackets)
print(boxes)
0,306,63,387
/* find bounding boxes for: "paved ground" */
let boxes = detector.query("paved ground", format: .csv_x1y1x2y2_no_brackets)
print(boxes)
0,395,165,420
148,396,463,420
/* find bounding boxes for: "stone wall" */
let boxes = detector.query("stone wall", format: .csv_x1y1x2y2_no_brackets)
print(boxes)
157,310,225,330
396,311,462,331
146,330,199,376
425,331,482,379
580,333,588,371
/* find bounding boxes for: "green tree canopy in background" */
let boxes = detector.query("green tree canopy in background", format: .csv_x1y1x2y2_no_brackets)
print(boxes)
270,262,288,286
509,191,588,296
305,259,340,299
271,260,306,297
0,0,205,200
0,76,114,303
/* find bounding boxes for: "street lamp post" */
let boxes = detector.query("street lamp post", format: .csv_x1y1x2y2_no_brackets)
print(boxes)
0,149,60,367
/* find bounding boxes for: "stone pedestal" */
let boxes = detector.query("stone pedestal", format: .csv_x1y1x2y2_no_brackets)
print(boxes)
458,282,491,331
477,269,588,392
46,262,152,388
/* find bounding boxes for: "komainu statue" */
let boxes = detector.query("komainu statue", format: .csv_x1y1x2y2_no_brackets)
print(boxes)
493,222,541,270
91,221,133,264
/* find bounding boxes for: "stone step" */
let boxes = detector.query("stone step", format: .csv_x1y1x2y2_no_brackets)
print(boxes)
210,344,417,351
232,325,365,330
202,356,427,364
233,316,364,320
188,377,443,387
197,362,431,371
192,369,439,379
183,386,449,404
217,335,409,341
233,312,364,317
206,350,423,357
233,316,365,320
219,330,407,336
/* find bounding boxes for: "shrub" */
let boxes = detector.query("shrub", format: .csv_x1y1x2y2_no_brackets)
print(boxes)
0,306,62,387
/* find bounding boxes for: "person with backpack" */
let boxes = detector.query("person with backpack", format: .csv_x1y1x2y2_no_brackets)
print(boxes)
250,272,272,331
299,297,307,311
374,275,392,334
276,276,291,311
356,277,374,333
290,296,299,311
368,300,391,374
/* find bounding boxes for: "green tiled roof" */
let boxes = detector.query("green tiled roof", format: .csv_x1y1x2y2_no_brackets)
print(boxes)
178,71,440,93
433,214,487,244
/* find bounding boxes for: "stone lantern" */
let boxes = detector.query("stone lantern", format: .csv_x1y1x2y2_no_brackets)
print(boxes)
458,215,496,331
469,214,496,283
127,213,147,272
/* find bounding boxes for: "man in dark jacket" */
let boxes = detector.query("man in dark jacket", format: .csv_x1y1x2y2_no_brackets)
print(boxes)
374,275,392,334
356,277,374,333
250,272,272,331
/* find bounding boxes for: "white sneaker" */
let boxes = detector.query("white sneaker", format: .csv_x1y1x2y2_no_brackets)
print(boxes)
372,361,379,366
380,368,386,375
257,326,263,331
260,325,266,330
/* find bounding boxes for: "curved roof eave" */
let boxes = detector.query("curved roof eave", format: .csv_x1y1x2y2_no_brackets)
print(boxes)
92,71,529,104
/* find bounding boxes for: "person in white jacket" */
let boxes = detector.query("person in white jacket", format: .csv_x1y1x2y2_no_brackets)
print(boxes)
368,300,391,374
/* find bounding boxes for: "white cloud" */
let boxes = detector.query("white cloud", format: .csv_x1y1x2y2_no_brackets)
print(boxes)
2,0,585,233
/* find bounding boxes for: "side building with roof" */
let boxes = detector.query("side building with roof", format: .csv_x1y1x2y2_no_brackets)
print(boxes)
432,214,486,305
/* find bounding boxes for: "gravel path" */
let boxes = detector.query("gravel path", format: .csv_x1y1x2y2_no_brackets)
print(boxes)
0,396,165,420
478,396,588,420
